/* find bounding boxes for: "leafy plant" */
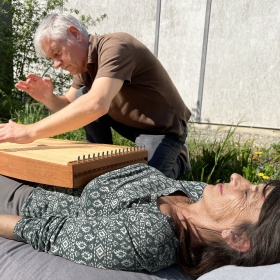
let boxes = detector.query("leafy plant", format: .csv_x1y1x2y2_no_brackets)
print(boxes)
0,0,63,120
183,125,280,184
183,126,239,183
0,0,107,122
254,143,280,181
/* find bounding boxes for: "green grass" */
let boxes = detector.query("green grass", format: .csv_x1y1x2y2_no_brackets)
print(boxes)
12,102,280,184
183,125,280,184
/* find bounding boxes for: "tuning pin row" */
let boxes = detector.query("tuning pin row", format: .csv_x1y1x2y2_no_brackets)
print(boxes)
76,145,145,162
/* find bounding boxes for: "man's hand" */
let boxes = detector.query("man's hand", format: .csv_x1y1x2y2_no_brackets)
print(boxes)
0,120,35,144
15,73,54,103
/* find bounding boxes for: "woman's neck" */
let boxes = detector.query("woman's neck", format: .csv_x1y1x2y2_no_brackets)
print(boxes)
157,191,193,218
157,192,205,248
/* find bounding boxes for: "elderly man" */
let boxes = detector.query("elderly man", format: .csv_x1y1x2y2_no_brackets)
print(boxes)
0,13,191,179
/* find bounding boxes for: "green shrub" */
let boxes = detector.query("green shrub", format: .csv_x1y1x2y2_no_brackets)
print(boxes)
183,125,280,184
0,0,106,121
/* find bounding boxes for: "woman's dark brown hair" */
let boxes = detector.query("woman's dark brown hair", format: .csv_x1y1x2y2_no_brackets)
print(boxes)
173,180,280,279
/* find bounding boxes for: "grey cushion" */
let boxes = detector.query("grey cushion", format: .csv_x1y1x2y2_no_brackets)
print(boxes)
0,237,189,280
0,237,279,280
198,264,280,280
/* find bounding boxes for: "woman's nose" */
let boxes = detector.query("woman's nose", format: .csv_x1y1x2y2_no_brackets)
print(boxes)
230,173,239,187
230,173,251,190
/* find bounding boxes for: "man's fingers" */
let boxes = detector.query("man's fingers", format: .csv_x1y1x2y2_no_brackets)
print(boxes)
26,73,40,80
15,82,31,92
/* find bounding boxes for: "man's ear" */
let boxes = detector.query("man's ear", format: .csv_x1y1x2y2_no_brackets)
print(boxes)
68,25,82,41
221,229,250,253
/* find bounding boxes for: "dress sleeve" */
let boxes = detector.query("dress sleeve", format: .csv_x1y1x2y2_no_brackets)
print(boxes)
14,206,177,272
19,187,81,217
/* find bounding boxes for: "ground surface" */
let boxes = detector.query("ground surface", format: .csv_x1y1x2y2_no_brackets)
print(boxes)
189,123,280,148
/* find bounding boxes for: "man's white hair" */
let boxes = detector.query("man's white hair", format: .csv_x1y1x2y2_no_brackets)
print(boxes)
34,13,88,57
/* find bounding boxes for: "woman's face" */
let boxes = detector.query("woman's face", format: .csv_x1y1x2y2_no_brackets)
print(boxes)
192,174,273,231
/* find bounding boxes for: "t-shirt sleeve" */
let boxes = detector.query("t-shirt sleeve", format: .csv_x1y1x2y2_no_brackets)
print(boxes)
95,35,136,84
72,35,135,89
72,74,85,89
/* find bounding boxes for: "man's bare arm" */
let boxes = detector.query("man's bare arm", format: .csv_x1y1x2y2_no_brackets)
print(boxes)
0,77,124,144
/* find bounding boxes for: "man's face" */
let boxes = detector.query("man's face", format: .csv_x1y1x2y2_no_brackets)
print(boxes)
42,27,88,75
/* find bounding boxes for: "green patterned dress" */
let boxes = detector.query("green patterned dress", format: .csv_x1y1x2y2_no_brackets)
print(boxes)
14,163,206,272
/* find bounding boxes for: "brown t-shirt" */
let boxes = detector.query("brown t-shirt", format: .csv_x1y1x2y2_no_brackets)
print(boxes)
72,32,191,136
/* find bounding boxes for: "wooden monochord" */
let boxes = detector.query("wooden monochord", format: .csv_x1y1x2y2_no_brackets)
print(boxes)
0,138,148,188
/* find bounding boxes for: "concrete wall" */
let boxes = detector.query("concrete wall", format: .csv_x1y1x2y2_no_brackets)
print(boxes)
65,0,280,130
202,1,280,130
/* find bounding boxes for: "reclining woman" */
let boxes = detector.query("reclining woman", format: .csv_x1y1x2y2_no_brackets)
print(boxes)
0,163,279,279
